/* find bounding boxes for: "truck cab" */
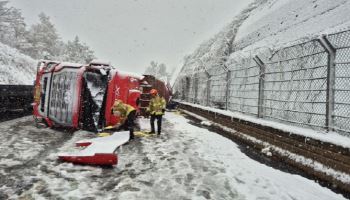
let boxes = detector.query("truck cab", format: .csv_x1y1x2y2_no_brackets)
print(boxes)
33,61,85,128
33,60,171,132
33,61,144,132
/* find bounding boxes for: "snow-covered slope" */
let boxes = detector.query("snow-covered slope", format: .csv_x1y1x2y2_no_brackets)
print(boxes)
173,0,350,132
172,0,264,82
0,42,37,85
235,0,350,51
175,0,350,79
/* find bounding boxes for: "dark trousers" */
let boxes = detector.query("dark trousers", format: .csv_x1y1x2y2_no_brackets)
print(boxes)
120,110,136,139
150,114,163,134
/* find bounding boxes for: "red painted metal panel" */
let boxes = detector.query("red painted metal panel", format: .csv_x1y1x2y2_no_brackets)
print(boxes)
104,71,142,126
58,153,118,166
72,67,86,128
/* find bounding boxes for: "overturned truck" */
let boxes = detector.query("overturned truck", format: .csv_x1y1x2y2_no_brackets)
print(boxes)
33,60,171,132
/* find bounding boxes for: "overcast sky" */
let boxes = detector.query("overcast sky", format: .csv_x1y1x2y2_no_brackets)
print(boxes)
9,0,252,73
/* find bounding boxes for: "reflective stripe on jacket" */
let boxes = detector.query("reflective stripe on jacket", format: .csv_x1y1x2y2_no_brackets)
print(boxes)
147,95,166,115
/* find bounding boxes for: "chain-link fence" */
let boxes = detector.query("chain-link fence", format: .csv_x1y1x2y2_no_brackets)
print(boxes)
208,66,227,109
263,39,328,130
173,29,350,136
227,54,260,116
327,30,350,133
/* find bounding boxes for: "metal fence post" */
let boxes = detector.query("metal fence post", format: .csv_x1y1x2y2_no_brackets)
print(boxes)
225,70,232,110
194,73,198,104
185,76,190,102
181,77,186,100
319,35,336,132
206,72,211,106
253,55,266,118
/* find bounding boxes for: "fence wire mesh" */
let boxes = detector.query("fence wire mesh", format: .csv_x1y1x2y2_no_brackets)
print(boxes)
173,29,350,136
263,39,328,129
328,30,350,133
208,66,227,109
227,55,260,115
196,72,209,105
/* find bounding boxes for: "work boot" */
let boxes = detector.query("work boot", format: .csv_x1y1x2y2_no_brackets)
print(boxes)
130,131,135,140
149,129,155,134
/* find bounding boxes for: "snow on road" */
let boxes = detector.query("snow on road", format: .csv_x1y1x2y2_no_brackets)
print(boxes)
0,117,72,199
0,113,346,199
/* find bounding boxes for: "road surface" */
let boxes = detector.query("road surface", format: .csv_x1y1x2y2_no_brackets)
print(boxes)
0,112,345,200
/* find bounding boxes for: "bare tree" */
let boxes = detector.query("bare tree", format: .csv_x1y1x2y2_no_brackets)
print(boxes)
144,61,170,81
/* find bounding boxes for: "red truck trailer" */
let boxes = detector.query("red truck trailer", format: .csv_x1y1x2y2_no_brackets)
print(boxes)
33,60,170,132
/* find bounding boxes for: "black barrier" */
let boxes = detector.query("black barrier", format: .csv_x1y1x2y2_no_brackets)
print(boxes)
0,85,34,121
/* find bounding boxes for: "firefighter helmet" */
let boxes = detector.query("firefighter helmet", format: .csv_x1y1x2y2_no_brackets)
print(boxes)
150,89,158,95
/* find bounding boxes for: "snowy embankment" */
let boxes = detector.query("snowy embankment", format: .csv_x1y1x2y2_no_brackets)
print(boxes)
174,0,350,80
235,0,350,51
1,114,346,199
0,42,37,85
172,0,350,147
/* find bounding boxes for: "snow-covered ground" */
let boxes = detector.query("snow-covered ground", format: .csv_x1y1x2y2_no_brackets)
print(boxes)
0,42,37,85
0,113,346,199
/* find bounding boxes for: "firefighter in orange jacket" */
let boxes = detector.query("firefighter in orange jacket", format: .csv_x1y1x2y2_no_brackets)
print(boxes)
147,89,166,135
111,100,136,140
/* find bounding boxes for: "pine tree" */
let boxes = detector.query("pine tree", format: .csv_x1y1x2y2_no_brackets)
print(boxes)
0,3,96,63
61,36,95,63
0,1,27,50
26,13,60,59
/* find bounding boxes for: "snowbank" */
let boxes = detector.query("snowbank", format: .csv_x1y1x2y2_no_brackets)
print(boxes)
0,42,37,85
